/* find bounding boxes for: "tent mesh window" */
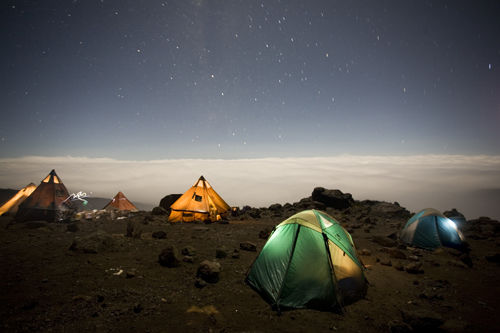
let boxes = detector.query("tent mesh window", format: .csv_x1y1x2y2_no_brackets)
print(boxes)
194,195,202,202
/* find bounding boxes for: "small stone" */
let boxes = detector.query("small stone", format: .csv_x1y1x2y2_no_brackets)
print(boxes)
387,320,412,333
181,246,196,256
393,262,404,271
380,259,392,266
133,303,143,313
126,270,136,278
215,246,228,259
405,262,424,274
401,309,443,331
194,278,207,288
371,236,397,247
360,248,371,256
231,249,240,259
67,223,79,232
183,255,194,263
158,245,181,267
197,260,221,283
259,228,272,239
440,319,469,332
152,231,167,239
240,241,257,252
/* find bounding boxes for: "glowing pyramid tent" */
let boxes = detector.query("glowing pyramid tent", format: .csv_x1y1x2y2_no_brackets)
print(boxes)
0,183,37,216
169,176,230,222
103,191,138,211
400,208,465,250
15,170,74,222
246,210,367,312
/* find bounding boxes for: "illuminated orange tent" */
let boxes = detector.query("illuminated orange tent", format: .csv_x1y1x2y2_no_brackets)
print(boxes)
169,176,230,222
103,191,138,211
0,183,37,216
15,169,74,222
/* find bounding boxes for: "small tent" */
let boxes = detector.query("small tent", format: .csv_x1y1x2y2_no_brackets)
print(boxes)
169,176,230,222
15,170,74,222
400,208,465,250
0,183,37,216
246,210,367,312
103,191,138,211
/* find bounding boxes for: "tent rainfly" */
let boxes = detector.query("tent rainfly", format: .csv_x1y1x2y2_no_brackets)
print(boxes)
400,208,465,250
15,170,74,222
0,183,37,216
103,191,138,211
169,176,230,222
246,210,367,312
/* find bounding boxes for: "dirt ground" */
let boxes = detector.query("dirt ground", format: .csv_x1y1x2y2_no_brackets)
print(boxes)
0,206,499,332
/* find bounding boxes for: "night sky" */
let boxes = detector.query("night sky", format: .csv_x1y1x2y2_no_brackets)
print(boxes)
1,1,499,159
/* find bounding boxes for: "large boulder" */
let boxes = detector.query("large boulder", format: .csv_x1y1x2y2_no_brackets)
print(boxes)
159,194,182,211
311,188,353,210
151,206,168,216
443,208,467,228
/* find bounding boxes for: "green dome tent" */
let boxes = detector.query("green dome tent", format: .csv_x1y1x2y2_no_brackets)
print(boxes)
400,208,465,250
246,210,367,312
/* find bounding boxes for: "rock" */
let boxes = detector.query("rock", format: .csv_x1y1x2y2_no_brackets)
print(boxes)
240,241,257,252
371,236,398,247
215,246,228,259
126,219,143,239
126,270,136,278
181,246,196,256
443,208,467,228
268,203,282,211
359,248,371,256
448,260,468,269
405,262,424,274
152,231,167,239
197,260,221,283
259,228,272,239
194,278,207,288
459,253,473,267
294,197,326,210
440,319,469,332
69,230,116,254
151,206,168,216
387,320,412,333
380,247,407,259
159,194,182,211
361,217,373,225
231,249,240,259
67,223,79,232
401,308,444,331
158,245,181,267
183,255,194,263
485,253,500,263
311,187,353,209
393,262,404,271
133,303,143,313
380,259,392,266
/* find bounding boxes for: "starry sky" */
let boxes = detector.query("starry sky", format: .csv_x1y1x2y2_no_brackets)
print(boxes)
1,0,499,159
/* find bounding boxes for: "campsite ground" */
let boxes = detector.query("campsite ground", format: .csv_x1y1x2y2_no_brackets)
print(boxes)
0,204,499,332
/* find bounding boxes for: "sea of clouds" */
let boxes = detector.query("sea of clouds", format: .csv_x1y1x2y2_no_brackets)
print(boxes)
1,155,499,220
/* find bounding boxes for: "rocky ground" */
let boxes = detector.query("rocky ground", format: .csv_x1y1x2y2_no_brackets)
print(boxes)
0,188,499,332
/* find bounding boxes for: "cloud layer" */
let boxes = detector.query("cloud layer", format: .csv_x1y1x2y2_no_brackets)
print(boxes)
1,155,499,220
